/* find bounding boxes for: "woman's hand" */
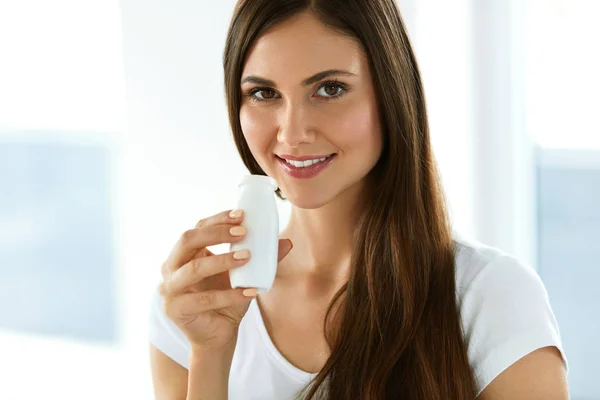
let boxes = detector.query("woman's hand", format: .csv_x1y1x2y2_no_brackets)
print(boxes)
158,209,292,352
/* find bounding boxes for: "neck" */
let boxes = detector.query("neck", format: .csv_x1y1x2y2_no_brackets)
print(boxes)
282,182,369,279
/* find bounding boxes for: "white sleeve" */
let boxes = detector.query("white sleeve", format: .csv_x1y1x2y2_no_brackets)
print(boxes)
460,255,568,396
148,288,191,369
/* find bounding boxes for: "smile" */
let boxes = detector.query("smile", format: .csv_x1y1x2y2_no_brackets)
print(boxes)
282,155,333,168
275,153,337,179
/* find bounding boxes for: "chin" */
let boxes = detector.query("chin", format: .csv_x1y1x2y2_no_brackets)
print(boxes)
280,188,334,210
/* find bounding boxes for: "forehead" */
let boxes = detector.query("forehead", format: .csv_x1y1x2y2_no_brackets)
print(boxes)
241,12,366,81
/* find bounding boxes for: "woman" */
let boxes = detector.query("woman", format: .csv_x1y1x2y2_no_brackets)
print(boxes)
149,0,568,399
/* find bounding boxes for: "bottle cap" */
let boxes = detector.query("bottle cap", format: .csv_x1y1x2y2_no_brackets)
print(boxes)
239,174,278,191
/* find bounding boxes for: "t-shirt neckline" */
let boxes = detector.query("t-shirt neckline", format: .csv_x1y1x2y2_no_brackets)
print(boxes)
249,297,319,383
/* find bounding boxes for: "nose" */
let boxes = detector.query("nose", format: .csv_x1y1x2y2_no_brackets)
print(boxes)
276,101,316,148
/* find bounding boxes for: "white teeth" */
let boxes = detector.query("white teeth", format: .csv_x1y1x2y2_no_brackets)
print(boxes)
284,155,331,168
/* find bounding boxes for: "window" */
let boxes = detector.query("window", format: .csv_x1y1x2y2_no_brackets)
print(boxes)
526,1,600,398
0,1,148,399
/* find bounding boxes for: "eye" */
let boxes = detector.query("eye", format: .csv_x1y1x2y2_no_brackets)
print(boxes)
247,88,280,102
315,80,348,100
244,80,349,103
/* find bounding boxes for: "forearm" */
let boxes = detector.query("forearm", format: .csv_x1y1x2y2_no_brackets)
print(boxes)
186,345,235,400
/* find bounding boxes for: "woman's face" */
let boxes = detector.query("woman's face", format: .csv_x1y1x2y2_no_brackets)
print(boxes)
239,11,383,209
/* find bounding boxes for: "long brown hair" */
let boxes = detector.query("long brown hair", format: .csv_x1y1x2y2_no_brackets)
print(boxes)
223,0,477,398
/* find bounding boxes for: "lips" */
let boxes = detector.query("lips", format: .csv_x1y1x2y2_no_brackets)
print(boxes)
281,154,334,168
276,153,337,179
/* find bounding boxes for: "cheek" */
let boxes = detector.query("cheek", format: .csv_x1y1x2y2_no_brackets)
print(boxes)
240,106,271,148
239,105,277,166
332,101,382,153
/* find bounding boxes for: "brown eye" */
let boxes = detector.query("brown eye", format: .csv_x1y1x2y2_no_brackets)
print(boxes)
255,89,276,100
324,85,340,96
316,82,347,99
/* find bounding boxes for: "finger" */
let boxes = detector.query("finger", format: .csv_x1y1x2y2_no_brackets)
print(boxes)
167,288,256,316
161,249,251,295
160,210,244,279
163,224,247,273
161,246,208,281
195,209,245,229
191,210,244,261
277,238,293,262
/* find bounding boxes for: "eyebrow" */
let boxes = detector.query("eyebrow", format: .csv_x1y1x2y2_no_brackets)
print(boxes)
240,69,356,87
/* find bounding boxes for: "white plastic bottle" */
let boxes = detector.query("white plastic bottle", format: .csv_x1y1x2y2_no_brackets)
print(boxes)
229,174,279,293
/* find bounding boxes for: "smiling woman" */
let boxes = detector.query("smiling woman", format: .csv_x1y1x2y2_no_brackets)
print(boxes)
148,1,569,399
237,19,382,210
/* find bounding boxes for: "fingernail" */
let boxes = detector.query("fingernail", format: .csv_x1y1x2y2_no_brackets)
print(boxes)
229,209,243,219
242,288,258,297
230,226,246,236
233,249,250,260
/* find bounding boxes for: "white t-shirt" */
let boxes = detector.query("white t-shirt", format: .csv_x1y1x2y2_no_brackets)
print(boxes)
149,233,568,399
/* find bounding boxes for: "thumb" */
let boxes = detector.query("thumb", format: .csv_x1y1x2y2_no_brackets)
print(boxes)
277,238,293,262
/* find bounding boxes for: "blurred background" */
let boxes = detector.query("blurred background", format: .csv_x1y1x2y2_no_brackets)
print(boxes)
0,0,598,398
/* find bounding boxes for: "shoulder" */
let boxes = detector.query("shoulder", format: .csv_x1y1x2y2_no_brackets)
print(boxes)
453,231,547,309
451,231,568,396
452,231,532,293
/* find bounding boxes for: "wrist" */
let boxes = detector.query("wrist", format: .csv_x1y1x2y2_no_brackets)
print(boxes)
190,341,236,360
187,344,235,400
189,343,236,374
